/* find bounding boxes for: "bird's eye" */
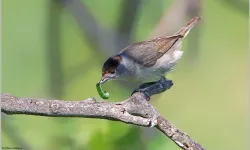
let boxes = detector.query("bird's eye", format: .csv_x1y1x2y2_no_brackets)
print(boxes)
110,70,115,74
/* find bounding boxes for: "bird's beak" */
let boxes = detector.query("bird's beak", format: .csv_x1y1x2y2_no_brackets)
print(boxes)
99,76,110,85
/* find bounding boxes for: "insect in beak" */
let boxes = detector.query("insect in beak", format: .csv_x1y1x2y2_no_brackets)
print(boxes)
97,74,112,99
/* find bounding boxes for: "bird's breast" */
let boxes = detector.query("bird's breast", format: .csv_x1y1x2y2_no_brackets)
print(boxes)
136,50,183,82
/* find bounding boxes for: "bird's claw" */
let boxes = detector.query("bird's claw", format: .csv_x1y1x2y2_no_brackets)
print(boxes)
132,77,173,99
131,88,151,100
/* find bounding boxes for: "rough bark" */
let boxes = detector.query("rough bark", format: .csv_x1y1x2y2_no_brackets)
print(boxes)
1,93,205,150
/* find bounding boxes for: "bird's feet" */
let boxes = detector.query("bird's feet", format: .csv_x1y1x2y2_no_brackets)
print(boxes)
132,76,173,100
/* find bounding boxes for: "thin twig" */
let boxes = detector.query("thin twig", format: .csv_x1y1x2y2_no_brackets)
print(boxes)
1,93,205,150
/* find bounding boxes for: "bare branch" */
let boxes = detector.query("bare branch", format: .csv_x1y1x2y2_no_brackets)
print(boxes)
1,93,205,150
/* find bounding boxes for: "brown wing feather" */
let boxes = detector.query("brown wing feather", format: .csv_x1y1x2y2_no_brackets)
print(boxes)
175,16,201,37
143,35,182,66
120,16,201,67
119,40,159,67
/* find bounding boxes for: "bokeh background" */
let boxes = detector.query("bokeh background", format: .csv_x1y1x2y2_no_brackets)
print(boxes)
2,0,249,150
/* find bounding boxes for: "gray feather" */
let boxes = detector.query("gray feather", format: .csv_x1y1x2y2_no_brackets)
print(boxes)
119,36,181,67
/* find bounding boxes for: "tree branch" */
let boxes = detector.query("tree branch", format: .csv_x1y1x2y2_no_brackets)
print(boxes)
1,93,204,150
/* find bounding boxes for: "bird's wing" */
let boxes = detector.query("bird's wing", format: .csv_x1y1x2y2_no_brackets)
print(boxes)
119,16,201,67
119,35,182,67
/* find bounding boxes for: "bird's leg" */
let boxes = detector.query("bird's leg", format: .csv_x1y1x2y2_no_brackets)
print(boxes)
132,76,173,100
132,82,156,96
138,82,157,89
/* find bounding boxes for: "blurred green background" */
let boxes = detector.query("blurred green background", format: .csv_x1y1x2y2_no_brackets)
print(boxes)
2,0,249,150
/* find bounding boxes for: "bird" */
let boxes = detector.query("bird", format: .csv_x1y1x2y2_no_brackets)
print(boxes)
99,16,201,97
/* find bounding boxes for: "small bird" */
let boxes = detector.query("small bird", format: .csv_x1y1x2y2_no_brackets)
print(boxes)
99,16,201,96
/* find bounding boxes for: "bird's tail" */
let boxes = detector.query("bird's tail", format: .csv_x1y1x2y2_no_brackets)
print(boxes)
176,16,201,38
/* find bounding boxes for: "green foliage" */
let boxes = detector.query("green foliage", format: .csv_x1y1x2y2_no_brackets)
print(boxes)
2,0,248,150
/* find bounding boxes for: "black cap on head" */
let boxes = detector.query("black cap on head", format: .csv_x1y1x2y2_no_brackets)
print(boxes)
102,55,122,76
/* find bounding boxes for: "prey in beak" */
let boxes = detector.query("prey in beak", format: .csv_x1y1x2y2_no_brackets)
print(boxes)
96,55,122,99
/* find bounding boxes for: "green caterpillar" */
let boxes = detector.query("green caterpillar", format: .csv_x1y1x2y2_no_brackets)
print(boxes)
96,83,110,99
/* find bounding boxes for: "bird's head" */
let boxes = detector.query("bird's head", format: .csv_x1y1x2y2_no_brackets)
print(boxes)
99,55,123,85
